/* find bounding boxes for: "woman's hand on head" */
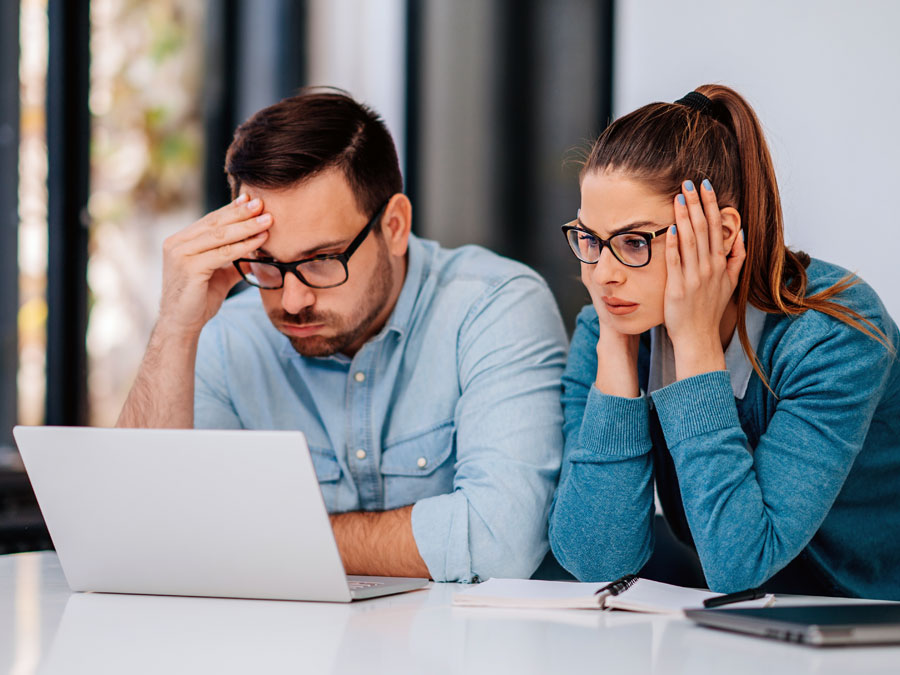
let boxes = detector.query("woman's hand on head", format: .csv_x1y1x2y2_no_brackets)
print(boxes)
582,267,642,398
664,179,746,380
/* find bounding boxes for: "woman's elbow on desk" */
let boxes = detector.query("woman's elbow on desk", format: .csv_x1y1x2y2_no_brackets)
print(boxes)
548,522,652,582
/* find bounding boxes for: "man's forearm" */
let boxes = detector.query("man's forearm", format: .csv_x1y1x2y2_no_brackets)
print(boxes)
329,505,430,578
116,325,199,428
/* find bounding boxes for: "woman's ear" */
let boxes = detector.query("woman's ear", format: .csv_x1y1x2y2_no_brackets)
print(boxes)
719,206,741,254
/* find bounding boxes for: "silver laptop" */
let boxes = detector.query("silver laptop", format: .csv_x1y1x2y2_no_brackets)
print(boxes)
13,426,429,602
685,603,900,646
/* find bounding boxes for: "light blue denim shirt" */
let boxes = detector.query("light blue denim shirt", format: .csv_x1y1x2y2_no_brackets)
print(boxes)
194,234,568,582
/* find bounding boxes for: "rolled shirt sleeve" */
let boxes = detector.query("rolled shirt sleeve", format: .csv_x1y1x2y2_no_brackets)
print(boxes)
411,275,567,582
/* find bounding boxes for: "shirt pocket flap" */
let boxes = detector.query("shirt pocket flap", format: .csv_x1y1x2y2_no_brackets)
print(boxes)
381,421,455,477
308,446,342,482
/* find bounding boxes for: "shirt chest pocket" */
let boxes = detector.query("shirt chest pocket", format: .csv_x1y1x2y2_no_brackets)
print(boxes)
380,420,455,510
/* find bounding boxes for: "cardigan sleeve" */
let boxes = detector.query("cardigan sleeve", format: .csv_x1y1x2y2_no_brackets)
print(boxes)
651,310,896,593
548,306,657,581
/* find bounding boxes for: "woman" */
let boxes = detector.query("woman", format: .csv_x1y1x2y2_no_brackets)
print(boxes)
548,84,900,598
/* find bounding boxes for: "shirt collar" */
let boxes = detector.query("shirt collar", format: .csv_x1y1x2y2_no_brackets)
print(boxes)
382,233,426,339
277,233,428,361
647,304,767,399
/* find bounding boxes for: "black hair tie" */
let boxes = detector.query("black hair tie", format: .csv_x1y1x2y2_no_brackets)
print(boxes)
675,91,712,115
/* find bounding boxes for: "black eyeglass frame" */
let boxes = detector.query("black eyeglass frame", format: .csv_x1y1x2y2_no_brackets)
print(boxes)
561,220,671,268
233,199,391,290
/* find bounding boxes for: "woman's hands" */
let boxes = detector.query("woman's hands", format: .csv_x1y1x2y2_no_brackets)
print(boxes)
665,179,746,381
582,271,642,399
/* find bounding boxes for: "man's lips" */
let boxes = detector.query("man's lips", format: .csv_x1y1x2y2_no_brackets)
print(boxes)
281,322,324,337
601,297,639,316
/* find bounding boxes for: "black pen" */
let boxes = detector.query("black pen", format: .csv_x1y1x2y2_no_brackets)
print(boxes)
703,587,766,608
594,574,639,603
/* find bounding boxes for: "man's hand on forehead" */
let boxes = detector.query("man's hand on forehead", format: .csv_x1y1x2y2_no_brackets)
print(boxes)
157,193,274,337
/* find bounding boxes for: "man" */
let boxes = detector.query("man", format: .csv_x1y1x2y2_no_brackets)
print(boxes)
118,90,566,582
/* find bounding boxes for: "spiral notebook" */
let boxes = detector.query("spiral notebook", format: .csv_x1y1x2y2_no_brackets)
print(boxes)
453,576,775,615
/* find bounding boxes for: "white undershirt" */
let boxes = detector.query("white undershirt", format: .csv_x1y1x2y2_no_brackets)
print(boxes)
647,304,767,400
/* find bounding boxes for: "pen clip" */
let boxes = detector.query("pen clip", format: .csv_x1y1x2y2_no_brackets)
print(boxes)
594,574,638,597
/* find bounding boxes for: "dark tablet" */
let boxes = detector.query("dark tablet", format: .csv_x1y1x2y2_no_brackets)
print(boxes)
684,603,900,647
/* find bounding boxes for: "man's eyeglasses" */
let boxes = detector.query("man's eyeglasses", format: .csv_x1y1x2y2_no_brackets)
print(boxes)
561,219,670,268
233,200,390,289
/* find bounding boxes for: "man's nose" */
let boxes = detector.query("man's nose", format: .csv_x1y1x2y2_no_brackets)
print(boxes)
590,245,625,286
281,272,316,314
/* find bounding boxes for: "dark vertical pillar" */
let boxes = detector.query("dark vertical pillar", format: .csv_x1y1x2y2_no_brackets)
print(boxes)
597,0,615,132
45,0,91,426
495,0,537,263
404,0,422,216
276,0,307,99
0,0,20,448
203,0,240,212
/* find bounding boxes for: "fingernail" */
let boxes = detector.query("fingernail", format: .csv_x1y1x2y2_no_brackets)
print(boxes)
235,193,249,204
248,198,261,209
671,225,677,235
741,229,745,242
702,179,712,191
684,180,695,192
256,213,272,224
677,195,686,206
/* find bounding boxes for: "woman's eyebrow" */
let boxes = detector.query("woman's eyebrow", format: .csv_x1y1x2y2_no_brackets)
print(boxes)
576,217,658,238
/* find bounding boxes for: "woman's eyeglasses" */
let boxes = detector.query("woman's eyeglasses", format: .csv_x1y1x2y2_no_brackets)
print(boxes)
561,220,670,268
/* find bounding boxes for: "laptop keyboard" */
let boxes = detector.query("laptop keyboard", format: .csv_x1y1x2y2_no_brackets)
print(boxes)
348,580,386,590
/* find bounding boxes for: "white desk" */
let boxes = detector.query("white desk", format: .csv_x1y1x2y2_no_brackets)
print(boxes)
1,552,897,674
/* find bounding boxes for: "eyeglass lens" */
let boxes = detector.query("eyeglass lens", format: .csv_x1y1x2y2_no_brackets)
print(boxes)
235,258,348,289
566,229,652,267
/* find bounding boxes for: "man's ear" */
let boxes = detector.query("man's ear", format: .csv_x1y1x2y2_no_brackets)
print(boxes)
381,193,412,257
720,206,741,254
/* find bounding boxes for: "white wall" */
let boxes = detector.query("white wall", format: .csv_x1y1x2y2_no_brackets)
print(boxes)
307,0,407,174
614,0,900,320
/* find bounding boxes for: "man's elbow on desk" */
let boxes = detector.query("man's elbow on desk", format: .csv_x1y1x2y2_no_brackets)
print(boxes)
411,491,550,583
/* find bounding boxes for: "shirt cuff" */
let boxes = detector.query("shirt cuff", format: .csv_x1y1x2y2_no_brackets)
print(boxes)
411,491,474,582
651,370,740,446
577,385,652,459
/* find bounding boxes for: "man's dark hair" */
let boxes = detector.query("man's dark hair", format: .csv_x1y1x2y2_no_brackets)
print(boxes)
225,88,403,217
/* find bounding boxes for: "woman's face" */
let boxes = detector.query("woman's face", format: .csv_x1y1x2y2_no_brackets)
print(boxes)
578,170,673,335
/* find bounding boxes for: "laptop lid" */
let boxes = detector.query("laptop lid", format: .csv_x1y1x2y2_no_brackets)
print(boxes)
13,426,354,602
685,603,900,646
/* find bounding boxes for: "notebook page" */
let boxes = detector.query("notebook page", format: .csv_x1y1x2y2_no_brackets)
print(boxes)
606,579,717,614
452,578,608,609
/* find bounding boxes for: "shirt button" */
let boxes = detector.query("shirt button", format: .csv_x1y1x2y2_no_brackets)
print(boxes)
354,372,366,383
416,457,427,469
356,449,367,460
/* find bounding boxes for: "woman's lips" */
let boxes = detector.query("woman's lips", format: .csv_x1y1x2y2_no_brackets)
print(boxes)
281,323,324,337
602,297,639,316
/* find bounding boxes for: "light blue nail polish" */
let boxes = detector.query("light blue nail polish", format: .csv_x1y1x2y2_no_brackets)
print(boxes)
702,179,712,191
684,180,695,192
677,194,686,206
741,229,745,242
671,225,677,235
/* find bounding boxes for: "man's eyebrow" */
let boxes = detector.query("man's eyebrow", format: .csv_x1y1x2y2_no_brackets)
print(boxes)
575,217,658,238
255,238,349,261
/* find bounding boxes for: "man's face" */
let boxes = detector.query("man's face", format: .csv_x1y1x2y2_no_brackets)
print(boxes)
243,170,402,357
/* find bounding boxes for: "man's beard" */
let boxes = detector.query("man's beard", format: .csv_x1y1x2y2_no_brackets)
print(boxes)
267,238,395,358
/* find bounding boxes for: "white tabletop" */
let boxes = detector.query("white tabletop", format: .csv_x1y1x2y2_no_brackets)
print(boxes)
1,552,897,675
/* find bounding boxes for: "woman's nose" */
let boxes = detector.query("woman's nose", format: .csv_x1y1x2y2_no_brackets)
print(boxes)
590,245,625,286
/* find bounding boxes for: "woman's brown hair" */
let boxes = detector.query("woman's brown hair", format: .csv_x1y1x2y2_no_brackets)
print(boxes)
581,83,891,386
